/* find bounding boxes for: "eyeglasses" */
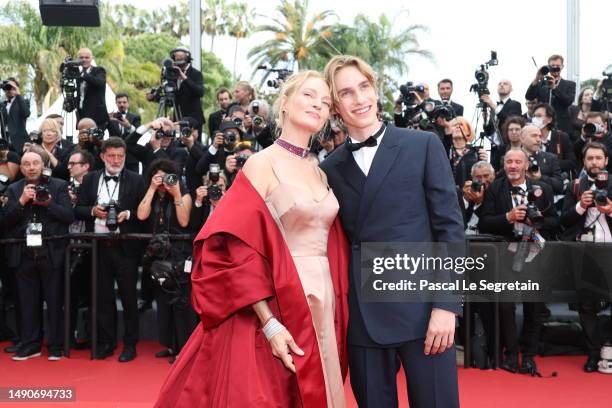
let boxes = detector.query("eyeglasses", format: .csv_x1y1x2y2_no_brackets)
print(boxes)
67,161,85,167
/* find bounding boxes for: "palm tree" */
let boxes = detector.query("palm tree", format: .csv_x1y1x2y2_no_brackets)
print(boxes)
247,0,336,75
202,0,229,53
226,2,255,79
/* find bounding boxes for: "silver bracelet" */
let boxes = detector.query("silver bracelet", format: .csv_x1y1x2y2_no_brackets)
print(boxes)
262,317,285,341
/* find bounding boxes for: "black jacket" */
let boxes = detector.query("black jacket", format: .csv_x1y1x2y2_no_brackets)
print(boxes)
478,177,560,241
177,66,205,127
1,95,30,153
1,177,74,269
528,150,564,194
74,168,145,254
560,176,612,241
543,129,576,174
76,66,109,129
483,98,522,135
525,78,576,133
574,134,612,173
207,109,225,137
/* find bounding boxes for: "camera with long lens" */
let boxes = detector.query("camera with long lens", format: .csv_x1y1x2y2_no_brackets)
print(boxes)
539,65,560,87
432,103,456,121
59,58,82,113
29,131,43,145
86,127,104,141
399,82,425,107
0,80,13,91
163,173,178,186
528,155,540,173
525,185,544,227
35,168,53,202
207,164,223,201
470,51,498,98
257,66,293,88
253,116,264,126
105,200,120,232
594,170,609,206
178,121,191,138
583,122,605,138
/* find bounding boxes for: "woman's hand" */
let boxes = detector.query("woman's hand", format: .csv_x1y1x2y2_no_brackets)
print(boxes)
268,329,304,373
150,172,163,191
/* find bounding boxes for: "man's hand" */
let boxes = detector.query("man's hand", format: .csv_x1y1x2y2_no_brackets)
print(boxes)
424,308,456,355
19,184,36,206
477,148,488,161
78,132,91,145
596,197,612,216
526,168,542,181
149,134,162,150
181,133,195,149
117,211,129,224
506,204,527,223
580,190,594,210
225,154,237,174
213,132,224,149
8,81,20,95
195,185,208,205
479,94,496,110
93,205,108,219
462,181,484,205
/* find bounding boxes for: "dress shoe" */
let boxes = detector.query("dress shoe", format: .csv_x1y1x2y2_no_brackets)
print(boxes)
500,356,519,373
12,348,42,361
48,350,63,361
519,356,538,375
584,355,600,373
118,345,137,362
155,349,174,358
94,344,115,360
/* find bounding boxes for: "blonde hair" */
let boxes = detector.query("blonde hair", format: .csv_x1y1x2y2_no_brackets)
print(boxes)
272,70,327,129
450,117,475,143
324,55,378,103
39,118,61,141
235,80,256,101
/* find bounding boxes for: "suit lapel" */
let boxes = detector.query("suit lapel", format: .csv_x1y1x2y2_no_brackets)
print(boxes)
336,141,366,196
354,127,400,237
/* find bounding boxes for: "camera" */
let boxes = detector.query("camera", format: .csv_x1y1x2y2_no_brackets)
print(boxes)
432,103,455,121
178,121,192,138
232,117,243,128
105,200,120,232
594,170,609,206
253,116,264,126
59,58,82,113
68,179,80,197
35,168,53,202
59,58,82,81
144,233,172,262
161,58,179,83
207,184,222,201
154,128,174,140
257,66,293,88
399,82,425,107
528,155,539,173
584,122,605,138
163,173,178,186
29,131,42,145
209,163,220,183
525,186,544,227
223,130,237,147
1,80,13,91
470,51,498,98
471,180,483,193
86,127,104,141
235,154,249,168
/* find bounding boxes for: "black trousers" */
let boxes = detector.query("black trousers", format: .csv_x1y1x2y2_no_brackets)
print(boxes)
97,244,139,347
499,302,544,358
15,250,64,352
348,339,459,408
69,250,91,341
155,284,197,353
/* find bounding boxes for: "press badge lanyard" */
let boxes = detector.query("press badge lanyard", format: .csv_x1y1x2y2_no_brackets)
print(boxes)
26,205,43,247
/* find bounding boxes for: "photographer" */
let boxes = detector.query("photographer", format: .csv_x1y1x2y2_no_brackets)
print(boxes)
137,159,196,361
126,118,188,175
76,48,108,130
190,169,228,229
494,116,526,172
478,148,559,374
525,54,576,134
2,150,73,360
36,119,70,180
74,137,145,362
195,121,243,178
448,118,487,187
318,119,348,162
75,118,105,170
108,94,142,171
171,48,205,135
520,124,564,194
393,82,437,128
437,78,464,116
532,103,576,175
232,80,256,111
1,77,30,153
560,142,612,373
481,79,522,134
459,161,495,234
224,143,255,187
523,99,538,123
245,99,273,148
569,88,595,142
574,112,612,170
208,88,231,137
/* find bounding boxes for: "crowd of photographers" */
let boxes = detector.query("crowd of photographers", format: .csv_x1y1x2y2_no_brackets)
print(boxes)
0,49,611,378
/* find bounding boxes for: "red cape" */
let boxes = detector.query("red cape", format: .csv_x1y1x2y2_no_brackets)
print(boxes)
155,171,349,407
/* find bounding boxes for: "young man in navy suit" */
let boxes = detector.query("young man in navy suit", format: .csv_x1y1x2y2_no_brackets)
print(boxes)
321,55,464,408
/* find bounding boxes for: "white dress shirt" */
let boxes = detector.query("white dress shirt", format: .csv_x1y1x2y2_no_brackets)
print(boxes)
349,127,387,177
94,172,123,233
575,181,612,243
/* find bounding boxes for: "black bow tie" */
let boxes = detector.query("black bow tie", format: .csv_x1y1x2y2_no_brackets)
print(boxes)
347,124,386,152
497,101,504,106
104,175,118,183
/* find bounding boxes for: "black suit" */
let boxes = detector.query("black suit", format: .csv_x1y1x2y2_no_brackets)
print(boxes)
177,66,205,130
542,129,576,175
2,177,73,353
573,134,612,174
525,78,576,133
484,98,522,135
207,109,225,138
528,150,564,194
77,66,109,129
75,168,145,348
108,112,143,173
1,95,30,153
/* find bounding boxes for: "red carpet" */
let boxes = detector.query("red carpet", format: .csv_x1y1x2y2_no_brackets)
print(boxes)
0,341,609,407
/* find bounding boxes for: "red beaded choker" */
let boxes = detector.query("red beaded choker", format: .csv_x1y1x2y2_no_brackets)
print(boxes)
274,138,310,159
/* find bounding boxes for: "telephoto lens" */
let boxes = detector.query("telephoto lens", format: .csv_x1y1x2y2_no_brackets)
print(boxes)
106,200,119,232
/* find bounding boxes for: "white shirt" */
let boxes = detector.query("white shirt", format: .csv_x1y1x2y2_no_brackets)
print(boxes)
94,171,123,233
575,182,612,243
79,67,92,110
509,182,528,235
495,96,510,114
541,130,553,152
349,127,386,177
463,198,481,235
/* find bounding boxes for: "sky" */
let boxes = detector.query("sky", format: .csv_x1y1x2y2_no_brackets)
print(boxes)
30,0,612,123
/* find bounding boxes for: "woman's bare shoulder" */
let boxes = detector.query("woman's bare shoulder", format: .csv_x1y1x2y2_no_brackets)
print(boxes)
241,148,276,198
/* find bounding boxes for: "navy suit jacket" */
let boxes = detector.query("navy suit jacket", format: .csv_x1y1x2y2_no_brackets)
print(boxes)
320,124,464,346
